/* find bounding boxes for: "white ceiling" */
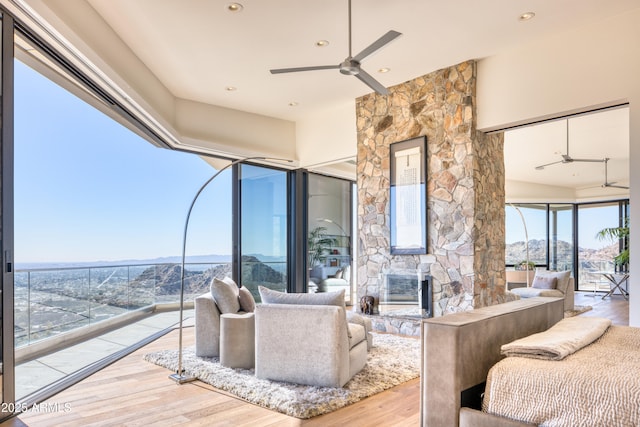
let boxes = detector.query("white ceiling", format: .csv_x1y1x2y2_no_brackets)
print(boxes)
504,106,629,193
83,0,638,122
37,0,636,192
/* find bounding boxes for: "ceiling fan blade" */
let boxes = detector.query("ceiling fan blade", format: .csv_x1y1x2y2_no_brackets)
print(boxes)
270,65,339,74
352,30,402,63
535,160,563,170
604,183,630,189
355,67,389,95
570,158,606,163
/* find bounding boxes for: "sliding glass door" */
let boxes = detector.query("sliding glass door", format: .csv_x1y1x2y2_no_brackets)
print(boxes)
239,164,288,300
0,11,12,414
577,202,625,291
307,174,353,304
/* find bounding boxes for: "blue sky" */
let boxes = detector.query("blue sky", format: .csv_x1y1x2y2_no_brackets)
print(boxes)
506,204,621,249
14,60,232,263
14,59,619,265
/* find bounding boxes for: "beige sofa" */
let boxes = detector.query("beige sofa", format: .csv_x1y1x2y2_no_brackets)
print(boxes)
254,287,369,388
510,271,575,311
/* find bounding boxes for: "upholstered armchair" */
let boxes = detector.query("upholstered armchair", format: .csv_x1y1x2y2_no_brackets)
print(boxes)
195,277,255,358
254,287,370,388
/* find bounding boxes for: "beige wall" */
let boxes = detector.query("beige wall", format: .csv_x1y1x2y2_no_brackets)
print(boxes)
477,8,640,326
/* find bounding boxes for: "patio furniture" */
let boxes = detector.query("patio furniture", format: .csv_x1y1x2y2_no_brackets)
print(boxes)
596,271,630,300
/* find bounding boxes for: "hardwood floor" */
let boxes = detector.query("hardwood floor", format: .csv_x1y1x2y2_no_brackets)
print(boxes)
574,290,629,326
0,326,420,427
0,292,627,427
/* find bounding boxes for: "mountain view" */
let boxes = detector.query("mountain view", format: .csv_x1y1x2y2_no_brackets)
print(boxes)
13,255,284,346
506,239,619,269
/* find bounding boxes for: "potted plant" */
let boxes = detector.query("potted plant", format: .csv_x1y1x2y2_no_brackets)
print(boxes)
308,226,338,268
515,260,536,271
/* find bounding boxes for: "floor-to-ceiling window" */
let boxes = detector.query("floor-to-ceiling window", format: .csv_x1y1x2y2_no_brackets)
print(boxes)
548,204,574,272
239,164,288,300
10,27,234,406
506,201,629,290
505,203,548,268
307,174,353,303
0,11,8,411
577,202,628,291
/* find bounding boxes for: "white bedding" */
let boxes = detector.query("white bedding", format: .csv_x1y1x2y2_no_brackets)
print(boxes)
483,325,640,427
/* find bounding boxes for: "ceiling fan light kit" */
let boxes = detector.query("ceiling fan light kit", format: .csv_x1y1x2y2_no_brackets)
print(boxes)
270,0,402,95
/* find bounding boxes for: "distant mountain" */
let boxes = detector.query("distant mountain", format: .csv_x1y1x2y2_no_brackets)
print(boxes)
506,239,619,266
15,254,232,270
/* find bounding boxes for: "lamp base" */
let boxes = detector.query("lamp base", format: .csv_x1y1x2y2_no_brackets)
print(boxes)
169,372,196,384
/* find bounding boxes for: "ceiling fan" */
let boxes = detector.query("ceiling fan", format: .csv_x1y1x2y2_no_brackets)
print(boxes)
534,120,605,170
601,158,629,189
270,0,402,95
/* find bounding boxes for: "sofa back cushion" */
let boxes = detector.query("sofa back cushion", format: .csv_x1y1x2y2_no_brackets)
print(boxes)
258,286,350,337
238,286,256,312
532,275,557,289
210,277,240,313
533,270,571,294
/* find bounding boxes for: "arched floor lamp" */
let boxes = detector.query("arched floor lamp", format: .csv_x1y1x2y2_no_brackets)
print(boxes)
508,203,531,287
170,156,293,384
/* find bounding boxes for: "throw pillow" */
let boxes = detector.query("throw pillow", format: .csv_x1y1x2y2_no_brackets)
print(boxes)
334,268,344,279
210,277,240,313
238,286,256,312
534,270,571,294
531,275,557,290
258,286,351,337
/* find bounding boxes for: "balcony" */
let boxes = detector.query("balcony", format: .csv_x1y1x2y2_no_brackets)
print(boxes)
12,262,226,400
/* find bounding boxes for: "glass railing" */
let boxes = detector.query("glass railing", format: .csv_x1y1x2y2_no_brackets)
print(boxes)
13,262,231,347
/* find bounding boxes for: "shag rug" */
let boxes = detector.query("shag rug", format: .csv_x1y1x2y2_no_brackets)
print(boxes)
144,333,420,419
565,305,593,318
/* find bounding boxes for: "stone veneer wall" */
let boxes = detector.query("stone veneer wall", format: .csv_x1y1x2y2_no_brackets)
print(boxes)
356,60,509,316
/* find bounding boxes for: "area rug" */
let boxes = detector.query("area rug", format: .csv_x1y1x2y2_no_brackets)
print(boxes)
144,333,420,419
565,305,593,318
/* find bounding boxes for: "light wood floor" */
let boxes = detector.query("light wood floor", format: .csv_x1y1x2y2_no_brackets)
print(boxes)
0,292,628,427
0,326,420,427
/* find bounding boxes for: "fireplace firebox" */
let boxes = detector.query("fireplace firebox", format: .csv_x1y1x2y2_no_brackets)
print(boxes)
380,271,432,317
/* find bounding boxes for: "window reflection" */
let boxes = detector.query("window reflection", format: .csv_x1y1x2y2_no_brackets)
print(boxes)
239,165,288,301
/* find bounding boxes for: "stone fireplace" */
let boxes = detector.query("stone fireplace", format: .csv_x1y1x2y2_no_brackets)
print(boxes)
381,271,420,305
356,60,510,317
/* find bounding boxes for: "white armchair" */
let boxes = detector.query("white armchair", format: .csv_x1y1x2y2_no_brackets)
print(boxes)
254,287,369,388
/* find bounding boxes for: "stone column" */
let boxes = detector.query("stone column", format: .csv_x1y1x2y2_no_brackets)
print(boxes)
356,60,507,316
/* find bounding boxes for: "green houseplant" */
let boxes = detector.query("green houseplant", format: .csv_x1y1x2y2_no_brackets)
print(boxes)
596,217,629,268
515,260,536,271
308,226,338,267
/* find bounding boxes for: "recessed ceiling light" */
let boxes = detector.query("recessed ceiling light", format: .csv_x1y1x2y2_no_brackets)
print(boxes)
289,102,299,107
225,86,237,91
378,67,390,73
518,12,535,21
227,3,243,12
316,40,329,47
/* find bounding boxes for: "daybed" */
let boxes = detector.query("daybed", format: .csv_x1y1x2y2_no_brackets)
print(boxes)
510,270,575,311
421,296,640,426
